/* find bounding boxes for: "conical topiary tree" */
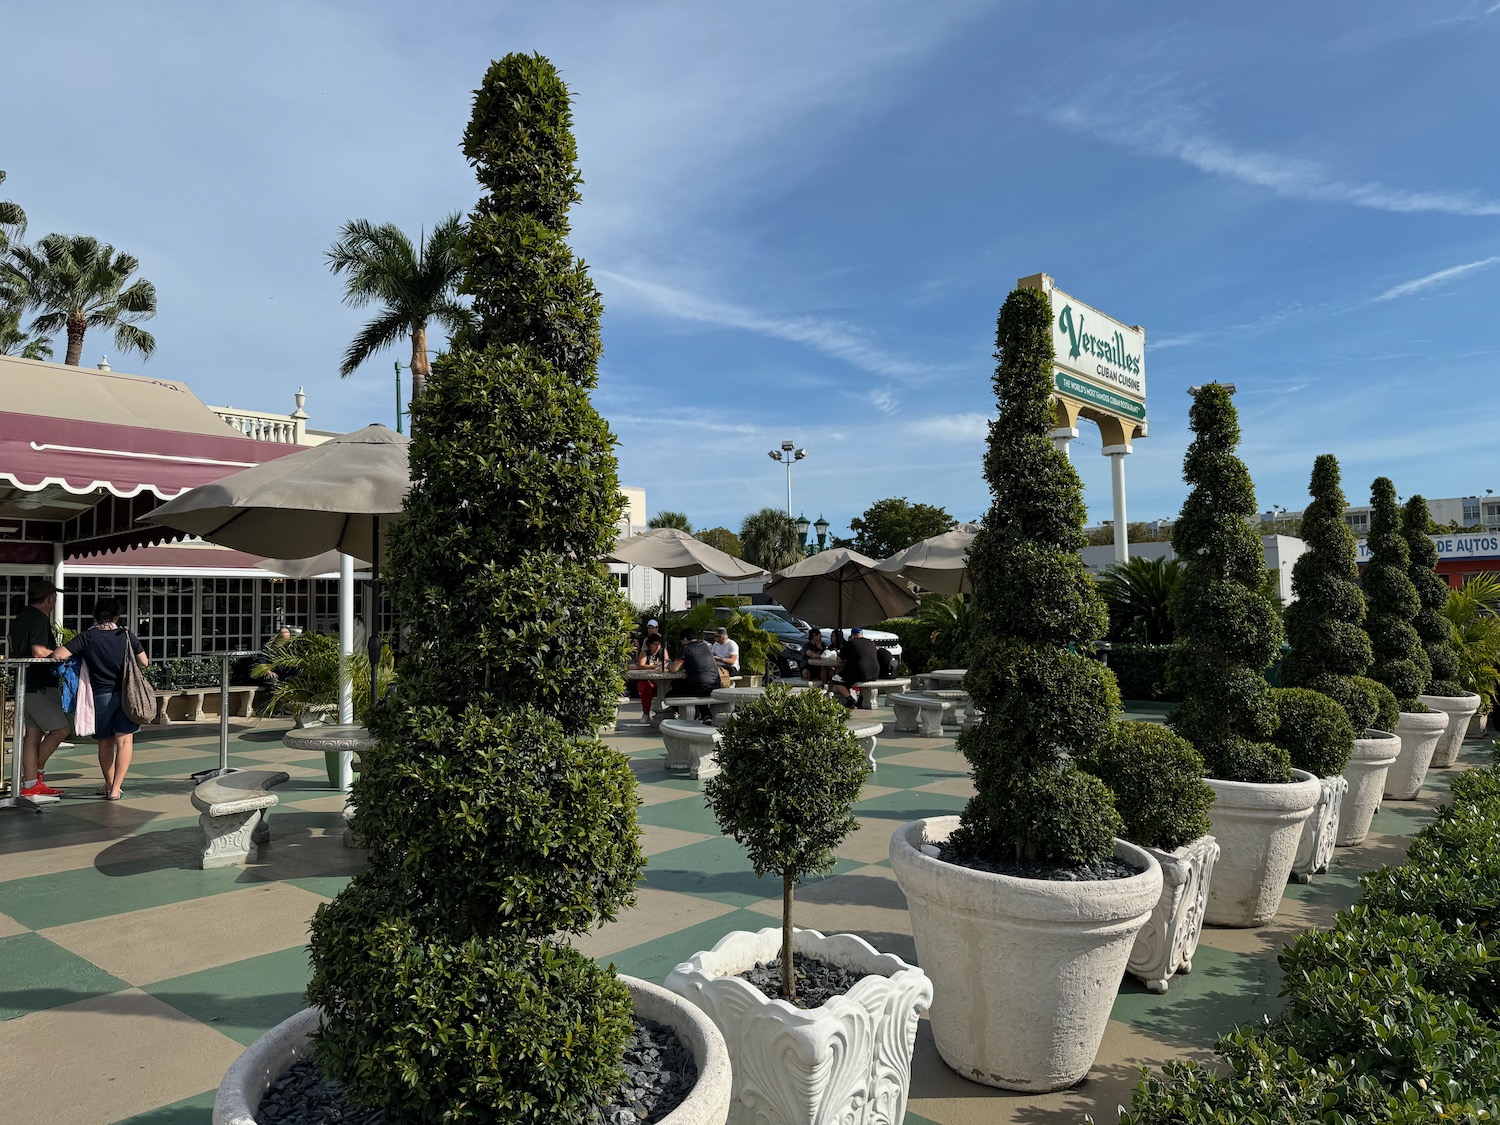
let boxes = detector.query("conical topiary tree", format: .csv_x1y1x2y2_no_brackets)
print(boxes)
944,285,1121,867
1281,454,1397,734
304,54,645,1123
1166,385,1290,784
1403,495,1465,697
1362,478,1430,713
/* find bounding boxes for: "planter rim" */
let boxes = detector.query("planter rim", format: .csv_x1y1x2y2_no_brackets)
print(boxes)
1352,729,1400,762
1398,708,1452,730
1420,692,1482,711
1203,768,1322,811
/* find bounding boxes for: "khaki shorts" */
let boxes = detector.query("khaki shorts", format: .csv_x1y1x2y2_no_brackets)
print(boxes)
23,684,68,733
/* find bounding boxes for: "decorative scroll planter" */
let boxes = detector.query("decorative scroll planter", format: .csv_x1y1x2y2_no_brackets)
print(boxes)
1290,774,1348,882
1128,835,1219,994
1422,692,1481,769
1336,729,1400,846
1469,710,1491,740
1384,709,1450,800
666,927,931,1125
213,978,731,1125
1203,770,1321,928
889,816,1161,1092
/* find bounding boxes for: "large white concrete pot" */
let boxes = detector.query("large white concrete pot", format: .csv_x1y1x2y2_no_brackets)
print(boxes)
1127,835,1219,994
213,978,732,1125
1336,729,1400,846
665,926,932,1125
1383,709,1451,799
1289,774,1348,882
1422,692,1481,769
888,816,1162,1092
1203,769,1321,928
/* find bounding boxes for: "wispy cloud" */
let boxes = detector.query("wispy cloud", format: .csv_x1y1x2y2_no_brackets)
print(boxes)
868,389,899,415
1375,256,1500,301
908,412,991,441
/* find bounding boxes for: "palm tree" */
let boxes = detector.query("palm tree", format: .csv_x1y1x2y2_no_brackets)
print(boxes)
0,234,156,365
1096,555,1184,644
739,507,801,572
648,511,692,532
0,170,25,253
325,214,471,405
0,306,52,360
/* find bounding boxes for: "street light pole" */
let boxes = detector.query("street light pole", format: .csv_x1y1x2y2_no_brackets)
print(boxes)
766,440,807,517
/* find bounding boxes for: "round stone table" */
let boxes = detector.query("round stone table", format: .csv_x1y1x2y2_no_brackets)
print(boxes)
282,724,375,847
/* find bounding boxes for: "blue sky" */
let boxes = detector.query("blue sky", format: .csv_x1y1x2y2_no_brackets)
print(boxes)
5,2,1499,540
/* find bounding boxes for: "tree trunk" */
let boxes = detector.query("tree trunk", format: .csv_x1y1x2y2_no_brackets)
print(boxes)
782,872,795,1001
64,310,87,366
409,323,429,406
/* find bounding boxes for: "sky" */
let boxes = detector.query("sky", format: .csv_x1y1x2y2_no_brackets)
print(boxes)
4,2,1500,541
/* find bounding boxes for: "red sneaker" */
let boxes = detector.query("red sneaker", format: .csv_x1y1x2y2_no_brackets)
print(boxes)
21,780,63,798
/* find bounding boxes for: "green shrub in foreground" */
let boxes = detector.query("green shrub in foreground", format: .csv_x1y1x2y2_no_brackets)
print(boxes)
1079,721,1212,852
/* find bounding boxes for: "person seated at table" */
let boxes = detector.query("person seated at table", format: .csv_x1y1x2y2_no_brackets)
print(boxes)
800,627,827,684
633,633,671,720
829,626,880,710
711,626,740,677
669,632,719,722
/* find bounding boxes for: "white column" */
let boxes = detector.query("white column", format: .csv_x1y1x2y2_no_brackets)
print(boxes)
52,542,65,628
337,552,355,790
1104,444,1130,565
1050,427,1079,459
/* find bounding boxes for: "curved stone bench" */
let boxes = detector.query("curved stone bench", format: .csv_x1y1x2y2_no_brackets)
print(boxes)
191,769,289,869
919,689,970,726
890,694,948,737
853,678,911,708
848,720,883,770
660,719,722,780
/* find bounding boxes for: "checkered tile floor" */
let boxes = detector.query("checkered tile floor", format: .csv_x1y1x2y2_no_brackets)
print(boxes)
0,704,1477,1124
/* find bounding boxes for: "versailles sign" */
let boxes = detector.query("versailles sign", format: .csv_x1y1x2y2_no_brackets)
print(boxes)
1019,273,1147,432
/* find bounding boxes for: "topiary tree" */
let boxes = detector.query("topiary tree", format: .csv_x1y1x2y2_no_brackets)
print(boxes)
1362,478,1430,713
1280,454,1387,735
1269,687,1356,778
704,684,867,1001
1166,385,1291,784
304,53,645,1124
1080,722,1214,852
944,285,1121,867
1403,495,1465,697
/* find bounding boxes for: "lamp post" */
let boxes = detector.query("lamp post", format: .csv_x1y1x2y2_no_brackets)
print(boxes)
767,440,807,516
796,513,832,555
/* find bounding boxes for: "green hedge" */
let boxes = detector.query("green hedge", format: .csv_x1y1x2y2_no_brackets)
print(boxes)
1115,745,1500,1123
145,656,258,691
1107,644,1176,701
876,617,932,675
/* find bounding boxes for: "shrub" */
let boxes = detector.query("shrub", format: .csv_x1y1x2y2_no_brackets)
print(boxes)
251,633,395,723
1362,477,1431,712
875,616,931,675
704,684,867,1000
1405,495,1467,697
1269,686,1355,777
1078,722,1213,852
913,593,974,670
305,54,644,1123
1281,454,1379,735
1106,643,1176,701
945,285,1120,867
1166,385,1290,784
1096,556,1183,644
1444,579,1500,713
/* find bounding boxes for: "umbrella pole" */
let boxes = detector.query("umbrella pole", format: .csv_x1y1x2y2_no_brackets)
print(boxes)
338,552,355,791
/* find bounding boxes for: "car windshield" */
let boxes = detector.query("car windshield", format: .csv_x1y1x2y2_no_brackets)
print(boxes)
752,607,813,632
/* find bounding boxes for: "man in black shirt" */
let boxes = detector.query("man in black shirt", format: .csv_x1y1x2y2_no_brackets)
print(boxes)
669,632,719,722
6,579,67,799
830,626,881,710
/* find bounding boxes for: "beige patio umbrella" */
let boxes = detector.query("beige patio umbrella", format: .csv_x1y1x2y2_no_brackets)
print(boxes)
254,550,356,580
607,527,767,580
876,523,981,595
764,547,918,630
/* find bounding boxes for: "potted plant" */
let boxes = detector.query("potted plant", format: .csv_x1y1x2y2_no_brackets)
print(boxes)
1405,496,1482,767
1271,688,1355,879
1361,479,1449,800
1279,454,1399,848
216,54,730,1125
887,286,1161,1093
1442,575,1500,740
1080,722,1217,993
1165,384,1320,928
666,683,932,1125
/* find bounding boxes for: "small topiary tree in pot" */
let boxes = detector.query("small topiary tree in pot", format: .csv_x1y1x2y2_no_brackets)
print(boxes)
1404,495,1482,768
886,285,1161,1093
1165,385,1320,928
1363,478,1450,799
668,683,933,1125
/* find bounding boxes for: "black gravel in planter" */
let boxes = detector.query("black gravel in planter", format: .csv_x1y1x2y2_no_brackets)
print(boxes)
937,846,1143,882
738,952,870,1010
253,1017,696,1125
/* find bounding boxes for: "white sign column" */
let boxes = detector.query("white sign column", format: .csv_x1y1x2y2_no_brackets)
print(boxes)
1050,426,1079,458
1104,443,1130,564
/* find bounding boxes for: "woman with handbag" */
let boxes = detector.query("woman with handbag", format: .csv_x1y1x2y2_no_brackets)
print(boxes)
52,597,149,800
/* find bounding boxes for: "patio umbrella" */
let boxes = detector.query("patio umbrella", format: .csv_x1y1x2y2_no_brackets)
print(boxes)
876,523,981,595
254,550,353,580
764,547,918,630
607,527,767,580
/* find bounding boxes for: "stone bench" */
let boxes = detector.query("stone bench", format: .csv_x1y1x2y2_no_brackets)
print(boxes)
152,686,259,725
853,678,911,708
916,689,970,727
653,696,718,728
848,720,883,771
659,719,722,780
190,769,289,868
890,693,949,737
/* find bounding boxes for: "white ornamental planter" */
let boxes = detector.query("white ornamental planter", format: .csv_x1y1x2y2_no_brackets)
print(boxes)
212,978,732,1125
1384,709,1450,800
1203,769,1320,928
1422,692,1481,769
1127,835,1219,994
1289,774,1348,882
889,816,1161,1092
1336,729,1400,846
665,927,932,1125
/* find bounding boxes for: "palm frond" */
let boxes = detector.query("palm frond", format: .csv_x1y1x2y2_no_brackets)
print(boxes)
110,322,156,360
340,307,410,378
1097,556,1184,644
